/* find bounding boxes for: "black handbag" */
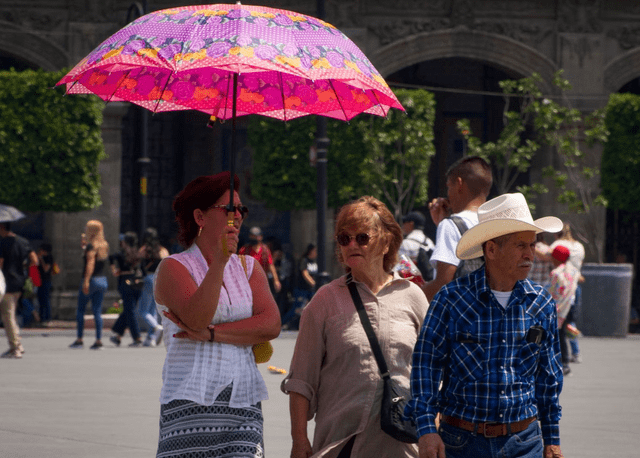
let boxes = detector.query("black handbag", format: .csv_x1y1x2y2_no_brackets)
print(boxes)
346,274,418,444
124,267,145,291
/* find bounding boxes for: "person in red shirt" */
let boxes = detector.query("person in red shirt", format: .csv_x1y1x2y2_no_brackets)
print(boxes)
239,227,281,293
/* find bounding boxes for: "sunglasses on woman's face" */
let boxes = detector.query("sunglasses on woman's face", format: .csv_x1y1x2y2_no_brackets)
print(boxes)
336,233,372,247
210,204,249,220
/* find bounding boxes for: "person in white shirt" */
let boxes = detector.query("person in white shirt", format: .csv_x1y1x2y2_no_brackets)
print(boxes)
421,156,493,301
399,211,435,281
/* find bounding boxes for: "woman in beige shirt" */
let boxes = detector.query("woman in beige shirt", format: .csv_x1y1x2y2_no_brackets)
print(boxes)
282,196,429,458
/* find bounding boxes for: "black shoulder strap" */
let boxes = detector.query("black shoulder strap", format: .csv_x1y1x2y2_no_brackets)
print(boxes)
448,215,469,236
346,273,390,380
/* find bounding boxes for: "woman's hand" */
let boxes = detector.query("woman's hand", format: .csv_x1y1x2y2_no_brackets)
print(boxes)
162,309,211,341
219,223,240,261
82,280,90,295
290,437,313,458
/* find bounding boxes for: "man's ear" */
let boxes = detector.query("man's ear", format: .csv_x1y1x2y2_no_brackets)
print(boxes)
484,240,498,260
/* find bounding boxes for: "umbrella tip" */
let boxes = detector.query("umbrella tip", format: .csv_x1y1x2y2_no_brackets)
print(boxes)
207,115,217,128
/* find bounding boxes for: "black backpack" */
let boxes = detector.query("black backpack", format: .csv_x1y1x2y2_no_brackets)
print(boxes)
409,233,435,282
449,216,484,279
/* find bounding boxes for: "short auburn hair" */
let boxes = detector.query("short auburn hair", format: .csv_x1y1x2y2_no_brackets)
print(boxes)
173,172,240,248
334,196,403,273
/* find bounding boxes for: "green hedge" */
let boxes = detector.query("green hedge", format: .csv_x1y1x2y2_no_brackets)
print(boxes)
0,69,106,212
248,88,436,213
601,93,640,212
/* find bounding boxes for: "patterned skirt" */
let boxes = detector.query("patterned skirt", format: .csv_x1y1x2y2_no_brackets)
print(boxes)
157,385,264,458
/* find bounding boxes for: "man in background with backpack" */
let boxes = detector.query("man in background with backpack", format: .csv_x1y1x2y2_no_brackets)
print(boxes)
421,156,492,301
399,211,435,282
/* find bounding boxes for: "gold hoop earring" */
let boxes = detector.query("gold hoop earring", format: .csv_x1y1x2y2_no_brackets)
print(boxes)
197,225,202,238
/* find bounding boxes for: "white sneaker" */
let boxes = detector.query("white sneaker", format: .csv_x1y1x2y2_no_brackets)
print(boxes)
143,335,156,347
154,325,164,346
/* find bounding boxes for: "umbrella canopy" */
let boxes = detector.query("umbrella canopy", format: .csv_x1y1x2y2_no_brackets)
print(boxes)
0,204,26,224
57,3,404,122
57,3,404,252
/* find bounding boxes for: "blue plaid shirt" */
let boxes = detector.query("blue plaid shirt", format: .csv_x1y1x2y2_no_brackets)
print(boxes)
406,266,563,445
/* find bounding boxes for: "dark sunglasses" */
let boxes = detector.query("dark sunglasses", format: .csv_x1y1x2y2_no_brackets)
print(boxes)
210,204,249,219
336,233,372,247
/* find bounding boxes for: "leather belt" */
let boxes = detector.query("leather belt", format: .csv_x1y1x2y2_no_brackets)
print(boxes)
441,415,537,438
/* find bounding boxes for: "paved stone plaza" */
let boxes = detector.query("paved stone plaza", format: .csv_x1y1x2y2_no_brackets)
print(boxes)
1,329,638,458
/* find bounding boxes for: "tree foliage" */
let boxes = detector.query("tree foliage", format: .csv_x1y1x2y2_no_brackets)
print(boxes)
458,70,607,213
601,93,640,212
248,88,436,216
248,116,369,211
358,88,436,218
457,70,609,261
0,68,106,212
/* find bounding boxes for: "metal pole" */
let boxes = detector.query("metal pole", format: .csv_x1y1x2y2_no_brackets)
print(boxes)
129,1,149,238
315,0,330,288
138,110,150,237
316,118,330,288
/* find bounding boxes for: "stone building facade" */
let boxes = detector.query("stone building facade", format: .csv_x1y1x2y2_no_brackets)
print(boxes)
2,0,640,316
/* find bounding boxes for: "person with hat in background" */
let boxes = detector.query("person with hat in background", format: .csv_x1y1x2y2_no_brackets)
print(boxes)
406,192,566,458
399,211,435,282
240,227,281,294
548,245,580,377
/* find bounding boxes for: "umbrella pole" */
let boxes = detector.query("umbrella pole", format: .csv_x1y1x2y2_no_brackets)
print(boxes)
228,72,238,213
223,73,239,257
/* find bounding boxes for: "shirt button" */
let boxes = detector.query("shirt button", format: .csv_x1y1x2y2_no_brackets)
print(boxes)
500,366,504,370
501,390,505,394
502,339,506,343
499,414,503,418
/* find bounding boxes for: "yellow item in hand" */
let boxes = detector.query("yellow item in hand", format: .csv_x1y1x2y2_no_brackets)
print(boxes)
252,341,273,364
268,366,287,374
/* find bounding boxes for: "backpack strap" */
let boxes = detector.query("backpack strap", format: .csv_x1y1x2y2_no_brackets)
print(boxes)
448,215,469,236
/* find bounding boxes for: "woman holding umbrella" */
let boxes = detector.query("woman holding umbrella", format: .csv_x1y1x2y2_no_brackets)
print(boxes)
154,172,281,458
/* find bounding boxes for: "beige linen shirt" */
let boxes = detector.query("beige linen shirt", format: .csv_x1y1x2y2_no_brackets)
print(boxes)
281,273,429,458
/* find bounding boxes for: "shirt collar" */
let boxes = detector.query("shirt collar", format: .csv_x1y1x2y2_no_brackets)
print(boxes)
474,266,538,304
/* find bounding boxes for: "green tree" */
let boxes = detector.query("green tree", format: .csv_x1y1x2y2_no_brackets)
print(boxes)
458,70,608,260
358,88,436,218
248,88,436,216
601,93,640,212
248,116,369,211
0,68,106,212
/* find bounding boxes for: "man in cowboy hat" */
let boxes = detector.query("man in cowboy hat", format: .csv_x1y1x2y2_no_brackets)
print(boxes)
406,193,565,458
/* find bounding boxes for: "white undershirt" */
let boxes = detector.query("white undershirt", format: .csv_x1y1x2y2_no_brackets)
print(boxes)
492,290,512,309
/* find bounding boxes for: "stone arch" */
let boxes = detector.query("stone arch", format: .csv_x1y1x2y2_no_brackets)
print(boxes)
0,24,69,71
603,48,640,92
370,28,558,93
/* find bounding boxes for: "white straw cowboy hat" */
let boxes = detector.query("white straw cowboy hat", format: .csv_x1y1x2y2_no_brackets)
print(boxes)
456,193,563,260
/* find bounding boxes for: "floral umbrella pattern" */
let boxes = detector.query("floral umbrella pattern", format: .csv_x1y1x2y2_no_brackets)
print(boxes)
58,4,403,121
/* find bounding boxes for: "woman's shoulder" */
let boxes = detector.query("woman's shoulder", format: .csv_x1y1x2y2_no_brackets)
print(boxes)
393,277,430,311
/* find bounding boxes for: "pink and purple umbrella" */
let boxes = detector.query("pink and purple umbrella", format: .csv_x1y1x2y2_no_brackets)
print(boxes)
57,3,404,216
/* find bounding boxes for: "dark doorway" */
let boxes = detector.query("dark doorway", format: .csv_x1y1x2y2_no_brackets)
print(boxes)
386,58,522,238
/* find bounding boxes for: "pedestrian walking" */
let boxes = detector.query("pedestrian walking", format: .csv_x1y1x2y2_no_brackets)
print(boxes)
69,220,109,350
406,192,566,458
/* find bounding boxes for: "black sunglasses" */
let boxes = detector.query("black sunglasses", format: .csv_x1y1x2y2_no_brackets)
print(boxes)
336,233,372,247
210,204,249,219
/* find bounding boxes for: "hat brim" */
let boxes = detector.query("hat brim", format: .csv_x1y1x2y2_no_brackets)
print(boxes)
456,216,564,260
